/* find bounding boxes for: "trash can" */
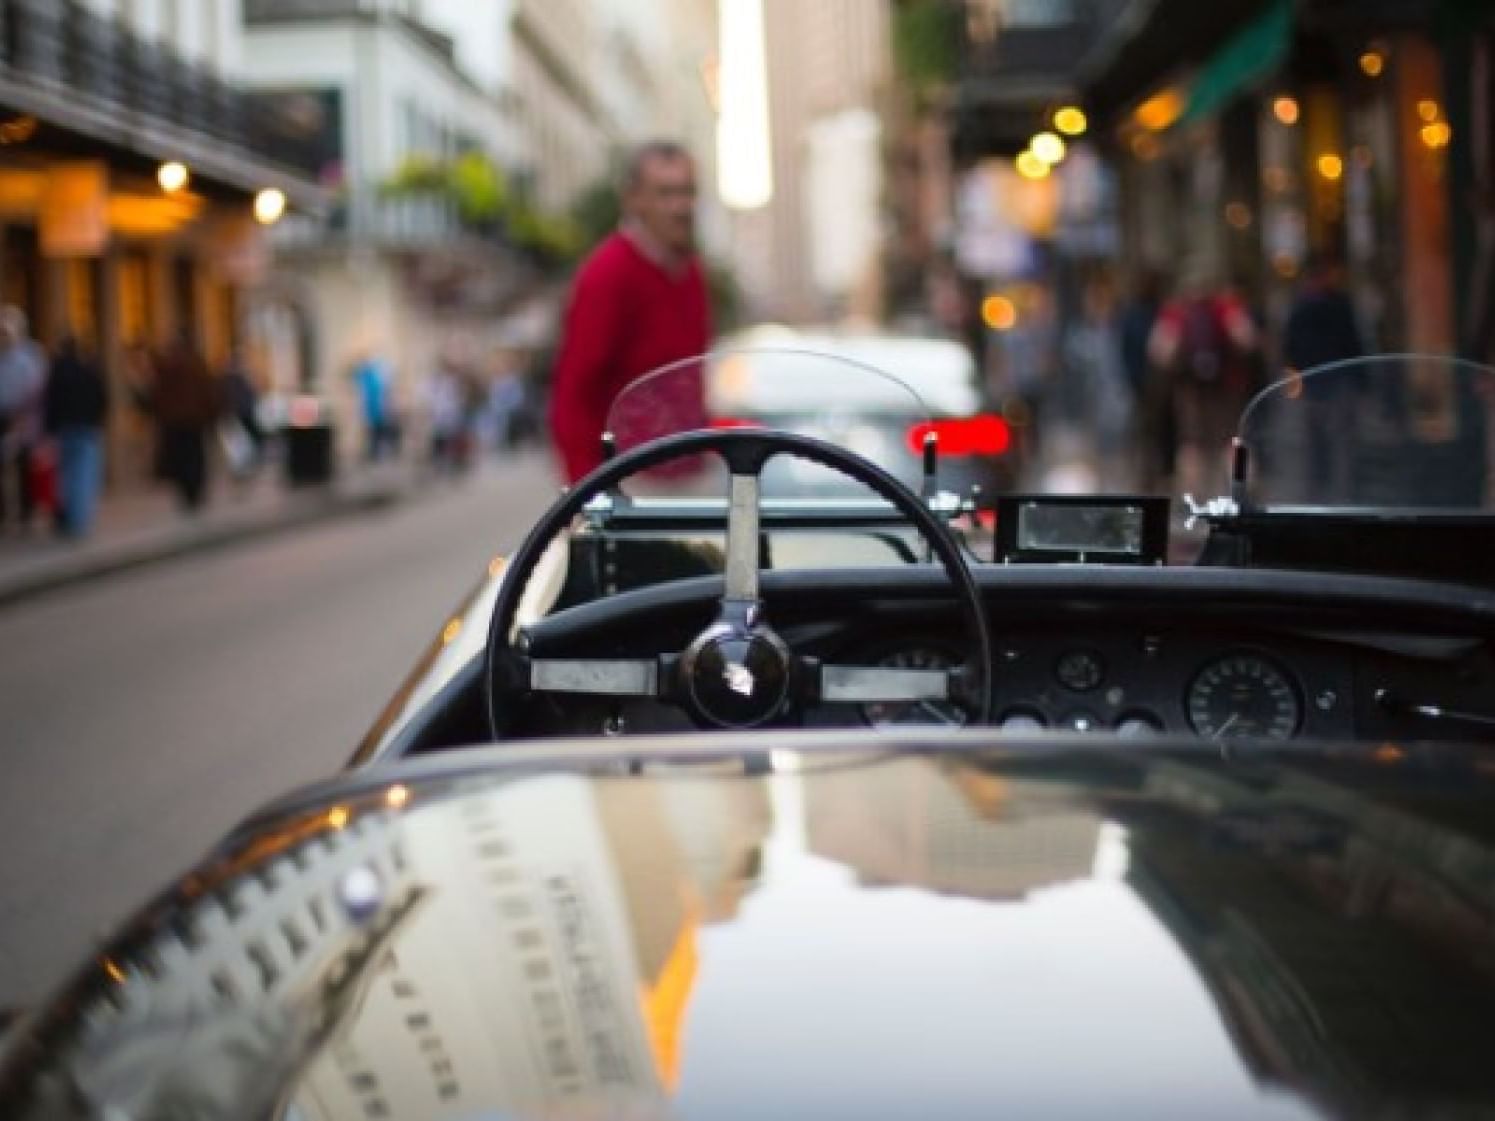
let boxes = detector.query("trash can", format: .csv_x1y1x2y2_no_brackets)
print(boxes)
282,396,336,487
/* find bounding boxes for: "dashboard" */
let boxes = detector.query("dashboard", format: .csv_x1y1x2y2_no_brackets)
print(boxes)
510,565,1495,747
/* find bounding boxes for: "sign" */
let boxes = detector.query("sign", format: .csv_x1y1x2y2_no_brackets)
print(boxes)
40,162,109,258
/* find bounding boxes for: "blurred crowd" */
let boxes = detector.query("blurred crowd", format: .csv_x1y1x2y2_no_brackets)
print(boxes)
1001,253,1363,498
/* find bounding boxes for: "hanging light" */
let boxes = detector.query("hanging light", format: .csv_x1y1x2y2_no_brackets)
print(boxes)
1272,96,1300,126
254,187,288,225
1053,106,1088,136
157,161,190,194
1015,150,1050,180
1030,131,1067,165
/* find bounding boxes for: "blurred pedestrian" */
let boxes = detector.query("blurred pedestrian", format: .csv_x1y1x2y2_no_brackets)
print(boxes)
220,345,266,480
424,355,466,475
0,306,46,531
352,351,397,462
1283,252,1364,500
152,331,221,512
548,140,712,482
1149,264,1258,495
43,334,110,537
1118,270,1171,489
1063,274,1133,484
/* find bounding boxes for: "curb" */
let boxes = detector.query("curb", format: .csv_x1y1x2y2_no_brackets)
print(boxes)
0,482,406,609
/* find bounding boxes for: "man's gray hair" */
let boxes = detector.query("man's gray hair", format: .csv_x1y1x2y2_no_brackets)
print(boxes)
622,140,692,191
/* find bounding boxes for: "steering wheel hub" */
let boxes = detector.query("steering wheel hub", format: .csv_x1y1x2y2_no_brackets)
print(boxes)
681,625,793,729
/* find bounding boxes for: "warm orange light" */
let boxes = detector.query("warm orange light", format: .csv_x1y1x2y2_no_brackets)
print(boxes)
1418,99,1440,123
1359,51,1385,77
1374,743,1405,764
102,958,126,984
386,784,410,809
488,555,506,578
981,294,1018,331
1421,121,1452,149
1015,150,1049,179
157,161,190,194
1054,106,1088,136
1273,254,1300,278
1317,154,1344,181
1272,96,1300,126
441,617,462,645
1134,88,1184,132
1224,201,1252,230
0,115,38,145
327,806,350,830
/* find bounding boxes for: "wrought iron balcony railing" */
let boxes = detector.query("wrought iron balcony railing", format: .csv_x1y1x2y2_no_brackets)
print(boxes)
0,0,322,179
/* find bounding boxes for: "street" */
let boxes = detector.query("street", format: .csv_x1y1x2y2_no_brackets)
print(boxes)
0,455,555,1009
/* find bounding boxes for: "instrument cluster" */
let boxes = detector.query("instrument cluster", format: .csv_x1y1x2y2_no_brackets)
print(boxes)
850,629,1353,741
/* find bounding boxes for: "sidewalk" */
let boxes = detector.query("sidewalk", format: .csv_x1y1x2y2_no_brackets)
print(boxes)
0,460,414,608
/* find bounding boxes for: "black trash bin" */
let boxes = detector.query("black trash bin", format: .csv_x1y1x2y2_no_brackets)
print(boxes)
282,397,337,487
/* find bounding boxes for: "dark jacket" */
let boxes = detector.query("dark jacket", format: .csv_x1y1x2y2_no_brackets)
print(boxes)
44,350,109,431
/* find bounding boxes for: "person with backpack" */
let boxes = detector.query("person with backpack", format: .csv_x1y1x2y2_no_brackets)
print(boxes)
1148,265,1258,495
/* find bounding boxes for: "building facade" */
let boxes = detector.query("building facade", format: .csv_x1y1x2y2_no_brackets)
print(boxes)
0,0,319,486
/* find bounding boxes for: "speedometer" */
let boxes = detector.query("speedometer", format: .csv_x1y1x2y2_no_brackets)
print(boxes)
861,646,968,729
1186,654,1302,740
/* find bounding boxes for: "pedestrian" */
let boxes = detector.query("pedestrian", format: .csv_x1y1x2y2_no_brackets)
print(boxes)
1283,252,1364,501
42,334,110,538
352,351,396,463
0,305,46,531
1063,273,1134,484
424,355,466,475
151,331,221,512
220,345,266,479
1148,264,1258,496
548,140,712,482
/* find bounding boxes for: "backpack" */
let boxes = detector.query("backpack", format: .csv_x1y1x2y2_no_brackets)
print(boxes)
1176,297,1231,383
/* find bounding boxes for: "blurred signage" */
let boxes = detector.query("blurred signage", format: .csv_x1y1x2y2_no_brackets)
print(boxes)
40,162,109,257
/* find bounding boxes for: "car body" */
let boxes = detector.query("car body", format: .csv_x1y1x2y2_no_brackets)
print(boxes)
2,736,1492,1119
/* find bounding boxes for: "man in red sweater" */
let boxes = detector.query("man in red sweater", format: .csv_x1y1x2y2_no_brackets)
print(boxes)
548,141,713,482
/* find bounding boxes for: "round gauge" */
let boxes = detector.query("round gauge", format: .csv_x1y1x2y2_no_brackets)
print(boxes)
1055,650,1105,692
861,646,968,728
1186,654,1302,740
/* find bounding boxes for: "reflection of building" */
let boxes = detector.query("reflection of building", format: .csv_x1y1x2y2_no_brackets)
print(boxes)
1125,758,1495,1111
0,0,319,487
43,809,416,1118
807,757,1103,899
298,773,771,1117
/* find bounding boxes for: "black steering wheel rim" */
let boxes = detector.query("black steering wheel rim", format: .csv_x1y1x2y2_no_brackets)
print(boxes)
484,427,995,734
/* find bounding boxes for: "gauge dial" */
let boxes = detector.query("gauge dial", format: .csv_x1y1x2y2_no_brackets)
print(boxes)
1186,654,1302,740
1055,650,1105,692
861,646,968,728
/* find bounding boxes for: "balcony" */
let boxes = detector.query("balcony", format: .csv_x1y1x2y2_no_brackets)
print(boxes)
0,0,320,199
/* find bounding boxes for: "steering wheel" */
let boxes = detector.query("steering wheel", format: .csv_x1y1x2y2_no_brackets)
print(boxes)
485,428,994,734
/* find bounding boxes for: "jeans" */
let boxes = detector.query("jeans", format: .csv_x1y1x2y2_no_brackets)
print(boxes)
56,426,104,536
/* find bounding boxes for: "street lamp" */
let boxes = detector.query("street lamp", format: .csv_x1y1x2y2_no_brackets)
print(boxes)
254,188,288,225
1053,106,1088,136
1031,131,1067,165
157,161,190,194
1015,150,1050,180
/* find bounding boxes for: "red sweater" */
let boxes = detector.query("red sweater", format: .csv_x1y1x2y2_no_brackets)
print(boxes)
548,232,712,481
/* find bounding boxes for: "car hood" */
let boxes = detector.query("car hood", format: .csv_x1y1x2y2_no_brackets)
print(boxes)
4,737,1495,1120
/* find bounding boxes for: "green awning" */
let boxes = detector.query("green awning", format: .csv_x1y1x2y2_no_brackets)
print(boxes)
1180,0,1292,126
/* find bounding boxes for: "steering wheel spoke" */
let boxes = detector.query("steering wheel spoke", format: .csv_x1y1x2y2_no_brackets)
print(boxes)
723,472,763,606
526,658,664,697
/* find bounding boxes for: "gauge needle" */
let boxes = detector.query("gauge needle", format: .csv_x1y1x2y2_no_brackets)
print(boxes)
1213,714,1240,740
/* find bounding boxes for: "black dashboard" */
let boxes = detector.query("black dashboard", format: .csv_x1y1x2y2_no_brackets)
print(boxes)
508,565,1495,746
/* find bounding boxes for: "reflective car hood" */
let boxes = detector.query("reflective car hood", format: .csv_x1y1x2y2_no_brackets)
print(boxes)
4,738,1495,1120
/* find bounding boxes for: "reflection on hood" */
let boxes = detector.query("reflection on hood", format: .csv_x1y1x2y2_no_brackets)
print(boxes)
3,744,1495,1120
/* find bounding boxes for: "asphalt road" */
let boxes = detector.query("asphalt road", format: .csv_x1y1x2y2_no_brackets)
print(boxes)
0,455,556,1008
